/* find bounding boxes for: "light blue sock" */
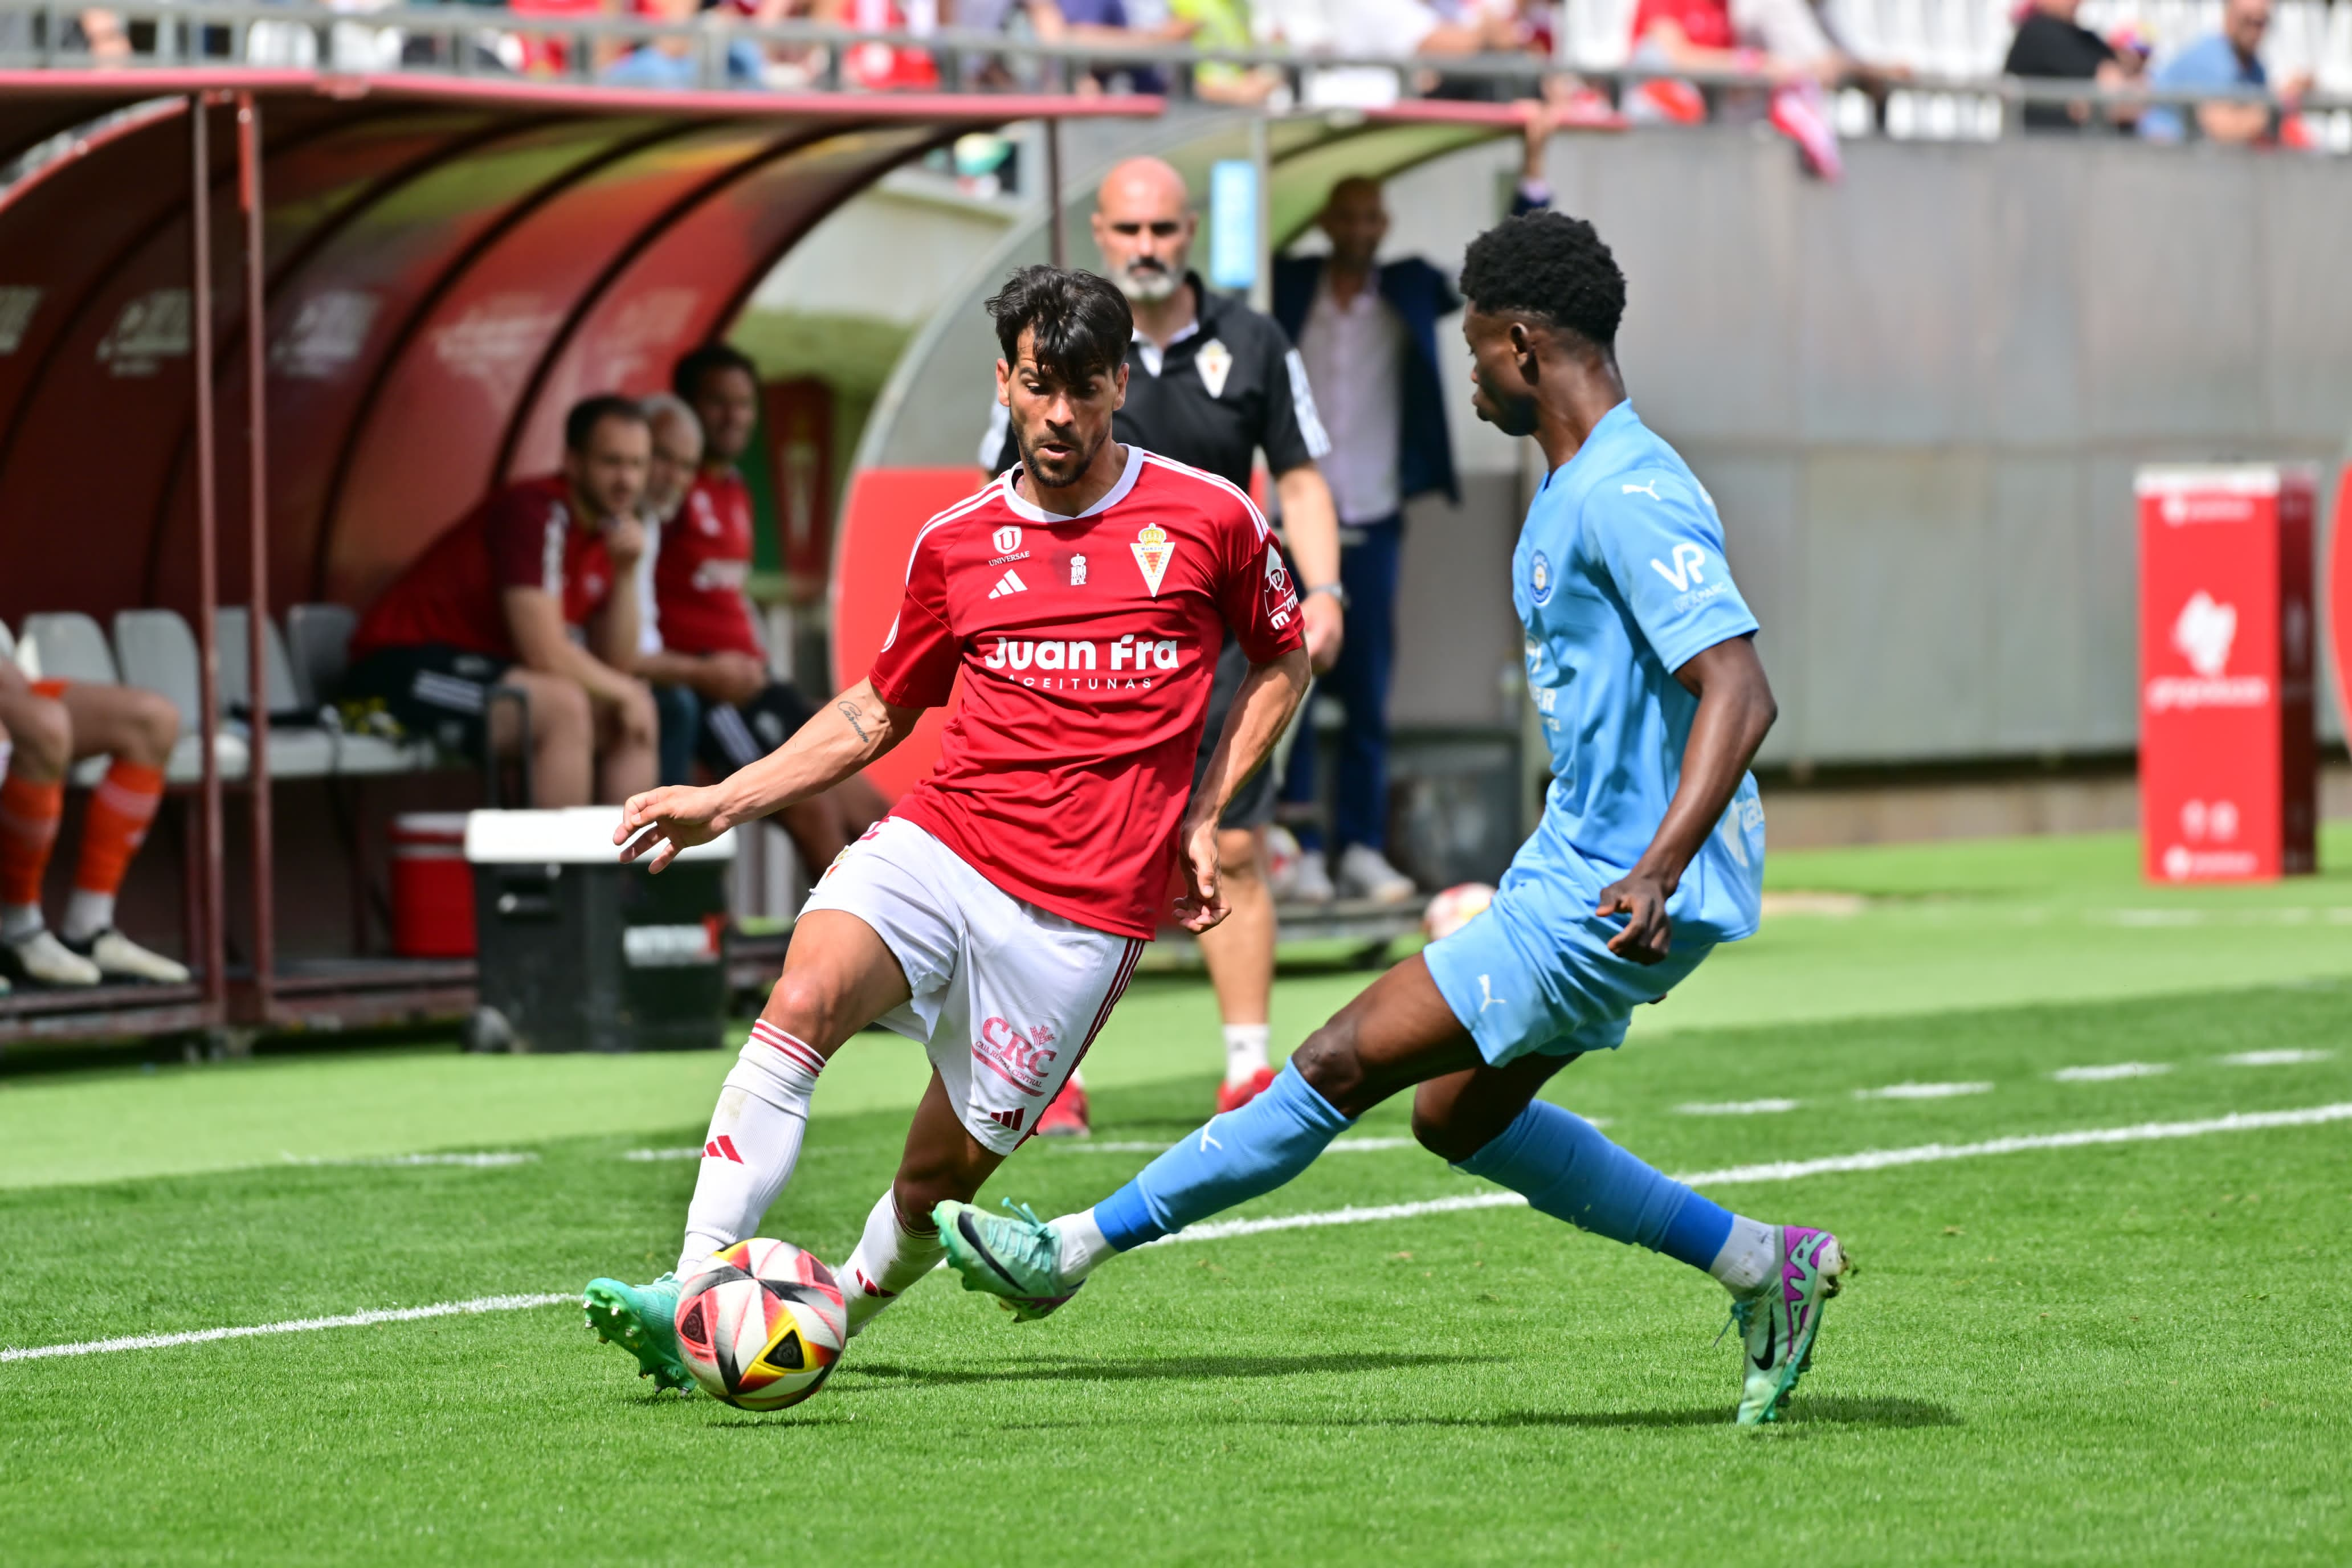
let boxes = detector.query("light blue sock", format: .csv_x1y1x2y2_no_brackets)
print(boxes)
1455,1100,1736,1271
1094,1064,1354,1250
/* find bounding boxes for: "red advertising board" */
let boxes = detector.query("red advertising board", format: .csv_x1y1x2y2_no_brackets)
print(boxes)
2136,465,2316,883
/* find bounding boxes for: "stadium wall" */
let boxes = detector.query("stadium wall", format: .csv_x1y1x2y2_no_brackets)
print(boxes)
868,119,2352,773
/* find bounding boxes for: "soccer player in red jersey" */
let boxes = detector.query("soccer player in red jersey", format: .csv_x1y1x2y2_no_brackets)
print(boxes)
342,395,658,807
634,346,884,868
582,266,1312,1386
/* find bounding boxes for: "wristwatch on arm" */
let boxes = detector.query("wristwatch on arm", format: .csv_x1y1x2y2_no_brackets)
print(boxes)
1303,581,1350,611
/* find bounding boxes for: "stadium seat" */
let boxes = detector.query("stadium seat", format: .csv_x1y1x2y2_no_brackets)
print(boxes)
284,602,434,775
217,609,336,780
110,610,251,785
18,612,133,785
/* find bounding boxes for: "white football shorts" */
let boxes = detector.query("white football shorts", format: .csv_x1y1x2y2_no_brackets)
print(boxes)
798,816,1144,1154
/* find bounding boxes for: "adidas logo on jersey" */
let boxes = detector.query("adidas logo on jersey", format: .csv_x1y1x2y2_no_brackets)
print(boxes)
989,568,1027,599
988,1106,1026,1132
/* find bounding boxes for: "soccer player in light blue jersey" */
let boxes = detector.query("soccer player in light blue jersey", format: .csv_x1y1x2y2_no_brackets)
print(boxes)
938,211,1847,1424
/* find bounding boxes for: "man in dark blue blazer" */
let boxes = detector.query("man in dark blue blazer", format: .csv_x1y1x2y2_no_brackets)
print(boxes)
1268,123,1552,903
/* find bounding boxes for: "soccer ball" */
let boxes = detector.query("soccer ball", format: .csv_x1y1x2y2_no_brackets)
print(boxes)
1422,882,1496,942
673,1239,848,1411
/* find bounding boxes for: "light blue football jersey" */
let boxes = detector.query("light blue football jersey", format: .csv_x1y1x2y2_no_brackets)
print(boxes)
1512,400,1765,946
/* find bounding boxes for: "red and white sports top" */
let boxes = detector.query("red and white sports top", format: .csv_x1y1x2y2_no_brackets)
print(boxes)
867,445,1304,940
652,468,763,660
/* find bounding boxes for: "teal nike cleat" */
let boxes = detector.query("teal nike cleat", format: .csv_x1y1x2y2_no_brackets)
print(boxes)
1730,1226,1848,1426
933,1199,1084,1322
583,1273,695,1394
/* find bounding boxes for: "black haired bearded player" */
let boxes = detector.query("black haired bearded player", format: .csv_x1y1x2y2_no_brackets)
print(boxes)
582,264,1311,1383
980,154,1346,1133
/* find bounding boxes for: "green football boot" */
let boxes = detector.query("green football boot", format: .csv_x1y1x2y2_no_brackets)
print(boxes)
933,1199,1084,1322
1730,1226,1848,1426
582,1273,695,1394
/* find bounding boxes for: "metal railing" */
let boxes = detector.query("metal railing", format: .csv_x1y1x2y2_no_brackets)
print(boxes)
0,0,2344,141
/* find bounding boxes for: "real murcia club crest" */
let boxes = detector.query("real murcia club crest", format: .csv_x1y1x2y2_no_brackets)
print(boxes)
1195,338,1232,399
1132,524,1176,597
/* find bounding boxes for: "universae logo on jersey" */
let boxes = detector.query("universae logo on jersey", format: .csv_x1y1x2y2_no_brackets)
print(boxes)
1132,524,1175,597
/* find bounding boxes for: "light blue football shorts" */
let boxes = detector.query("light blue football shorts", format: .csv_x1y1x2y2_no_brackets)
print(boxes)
1422,865,1714,1065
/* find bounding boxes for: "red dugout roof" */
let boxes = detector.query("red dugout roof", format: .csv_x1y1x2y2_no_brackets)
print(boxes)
0,71,1153,627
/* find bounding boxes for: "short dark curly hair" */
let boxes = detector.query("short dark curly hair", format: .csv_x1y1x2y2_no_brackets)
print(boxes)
1459,210,1626,351
986,264,1133,387
672,342,759,402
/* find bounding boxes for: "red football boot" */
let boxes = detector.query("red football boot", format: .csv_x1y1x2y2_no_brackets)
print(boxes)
1036,1080,1091,1138
1216,1066,1277,1114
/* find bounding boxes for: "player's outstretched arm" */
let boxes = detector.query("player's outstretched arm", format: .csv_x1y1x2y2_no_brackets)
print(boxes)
1174,647,1310,932
1596,635,1776,963
615,677,920,872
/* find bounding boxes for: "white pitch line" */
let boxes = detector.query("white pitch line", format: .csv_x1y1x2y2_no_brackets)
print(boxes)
2052,1062,2171,1083
15,1105,2351,1363
0,1292,574,1364
1676,1099,1800,1116
1853,1081,1992,1100
1167,1102,2352,1244
2221,1050,2331,1067
623,1148,703,1162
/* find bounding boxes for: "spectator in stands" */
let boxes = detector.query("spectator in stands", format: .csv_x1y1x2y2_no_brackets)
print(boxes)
645,345,885,868
1266,151,1503,905
0,663,188,987
1627,0,1847,174
603,0,767,88
341,395,659,809
2138,0,2304,144
635,393,708,788
1165,0,1287,105
2003,0,2143,132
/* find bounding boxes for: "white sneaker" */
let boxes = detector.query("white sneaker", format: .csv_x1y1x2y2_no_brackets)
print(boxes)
1282,851,1336,904
1336,844,1417,905
73,929,193,985
5,928,103,987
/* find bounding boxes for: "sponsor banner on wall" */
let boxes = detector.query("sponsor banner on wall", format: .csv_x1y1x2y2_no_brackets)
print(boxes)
2135,465,2317,883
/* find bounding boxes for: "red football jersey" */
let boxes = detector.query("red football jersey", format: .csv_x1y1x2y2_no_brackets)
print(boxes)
652,468,764,660
868,446,1304,940
352,474,617,662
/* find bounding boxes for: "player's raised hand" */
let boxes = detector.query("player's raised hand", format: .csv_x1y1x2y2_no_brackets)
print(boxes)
1171,815,1228,933
1596,869,1673,964
615,784,727,873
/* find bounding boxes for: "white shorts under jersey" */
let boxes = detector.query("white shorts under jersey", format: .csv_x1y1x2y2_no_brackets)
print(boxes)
798,817,1142,1154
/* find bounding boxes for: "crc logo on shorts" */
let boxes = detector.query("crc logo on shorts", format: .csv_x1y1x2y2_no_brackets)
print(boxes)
993,525,1023,556
973,1016,1060,1096
1528,550,1553,607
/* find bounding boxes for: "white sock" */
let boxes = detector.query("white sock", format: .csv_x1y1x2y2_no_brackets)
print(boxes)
677,1019,825,1272
1054,1207,1116,1281
1222,1023,1270,1087
838,1189,946,1337
1709,1215,1779,1296
62,889,115,943
1,903,44,942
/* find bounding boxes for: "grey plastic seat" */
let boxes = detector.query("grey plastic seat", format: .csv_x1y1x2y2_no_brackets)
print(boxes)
284,602,432,775
19,612,130,786
110,609,251,784
217,608,334,780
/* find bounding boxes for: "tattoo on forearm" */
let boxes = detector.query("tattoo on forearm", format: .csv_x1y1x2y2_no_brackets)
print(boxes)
836,700,871,744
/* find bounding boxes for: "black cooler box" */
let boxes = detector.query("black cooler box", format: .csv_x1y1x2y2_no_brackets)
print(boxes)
464,808,736,1053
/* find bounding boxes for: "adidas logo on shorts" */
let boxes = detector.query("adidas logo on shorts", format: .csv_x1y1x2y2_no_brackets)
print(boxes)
987,1107,1026,1132
988,569,1027,599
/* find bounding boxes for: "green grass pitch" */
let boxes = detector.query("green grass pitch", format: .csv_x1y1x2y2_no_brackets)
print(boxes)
3,830,2350,1565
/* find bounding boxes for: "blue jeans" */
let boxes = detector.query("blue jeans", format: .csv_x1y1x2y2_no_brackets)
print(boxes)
1280,513,1401,854
652,683,702,788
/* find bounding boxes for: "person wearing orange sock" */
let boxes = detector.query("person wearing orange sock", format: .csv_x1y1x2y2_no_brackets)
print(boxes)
0,661,188,986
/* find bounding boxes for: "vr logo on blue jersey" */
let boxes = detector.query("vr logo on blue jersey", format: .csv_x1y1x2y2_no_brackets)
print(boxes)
1529,550,1553,606
1649,544,1707,593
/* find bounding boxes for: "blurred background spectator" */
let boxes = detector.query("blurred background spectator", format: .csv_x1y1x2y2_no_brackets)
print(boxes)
2003,0,2145,133
2139,0,2305,144
603,0,767,88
